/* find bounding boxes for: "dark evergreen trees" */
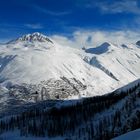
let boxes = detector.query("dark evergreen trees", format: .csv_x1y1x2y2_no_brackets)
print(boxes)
0,82,139,140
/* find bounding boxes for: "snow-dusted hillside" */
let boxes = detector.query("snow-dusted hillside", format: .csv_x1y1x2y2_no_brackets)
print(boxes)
0,79,140,140
0,32,140,102
113,129,140,140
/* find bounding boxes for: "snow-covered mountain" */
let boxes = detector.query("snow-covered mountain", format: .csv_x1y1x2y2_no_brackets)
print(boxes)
0,31,140,139
0,32,140,101
9,32,53,43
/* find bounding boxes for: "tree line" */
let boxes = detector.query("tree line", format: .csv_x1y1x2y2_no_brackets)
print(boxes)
0,82,140,140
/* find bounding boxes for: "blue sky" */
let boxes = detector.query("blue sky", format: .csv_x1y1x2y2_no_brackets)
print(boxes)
1,0,140,43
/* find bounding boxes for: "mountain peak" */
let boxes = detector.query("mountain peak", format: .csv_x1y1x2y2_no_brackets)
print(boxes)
100,42,111,47
13,32,53,43
136,40,140,46
85,42,111,54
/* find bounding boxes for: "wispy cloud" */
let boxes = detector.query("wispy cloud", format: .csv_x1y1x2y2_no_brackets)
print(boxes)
76,0,140,15
34,6,71,16
51,30,140,48
96,0,140,14
24,23,43,29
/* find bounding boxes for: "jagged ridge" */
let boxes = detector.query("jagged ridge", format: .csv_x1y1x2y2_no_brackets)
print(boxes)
10,32,53,44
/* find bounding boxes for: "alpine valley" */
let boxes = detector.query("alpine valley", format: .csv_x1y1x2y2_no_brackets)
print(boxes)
0,32,140,140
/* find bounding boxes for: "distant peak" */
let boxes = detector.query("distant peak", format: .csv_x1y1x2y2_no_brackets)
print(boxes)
12,32,53,44
136,40,140,46
100,42,111,47
85,42,111,54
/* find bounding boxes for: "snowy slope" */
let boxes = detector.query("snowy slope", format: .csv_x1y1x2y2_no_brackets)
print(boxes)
112,129,140,140
84,42,140,84
0,32,140,101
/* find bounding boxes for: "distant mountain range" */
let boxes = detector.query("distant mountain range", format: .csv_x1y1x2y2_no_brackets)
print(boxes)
0,32,140,139
0,32,140,95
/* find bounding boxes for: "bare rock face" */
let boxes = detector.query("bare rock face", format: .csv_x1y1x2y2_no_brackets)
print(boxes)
8,77,86,102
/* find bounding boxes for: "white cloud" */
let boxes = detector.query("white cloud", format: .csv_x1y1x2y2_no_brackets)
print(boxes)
50,30,140,48
25,24,43,29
